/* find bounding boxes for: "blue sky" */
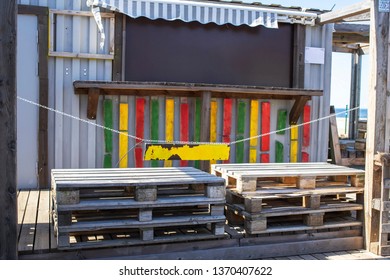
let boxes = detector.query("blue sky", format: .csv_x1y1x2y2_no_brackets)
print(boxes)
243,0,369,109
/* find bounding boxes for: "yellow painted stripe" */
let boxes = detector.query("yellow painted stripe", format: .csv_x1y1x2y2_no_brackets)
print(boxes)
164,98,175,167
290,125,298,163
144,144,230,160
249,100,259,163
210,100,218,165
119,103,128,168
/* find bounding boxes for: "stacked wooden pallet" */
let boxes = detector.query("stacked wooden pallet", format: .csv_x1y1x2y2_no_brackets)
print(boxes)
339,120,367,166
51,167,226,250
212,163,365,236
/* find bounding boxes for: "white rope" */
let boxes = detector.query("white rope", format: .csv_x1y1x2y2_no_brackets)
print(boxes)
17,96,359,146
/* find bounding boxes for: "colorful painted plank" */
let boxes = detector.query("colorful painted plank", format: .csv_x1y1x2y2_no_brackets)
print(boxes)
210,99,218,165
261,153,270,163
103,99,113,168
249,100,259,163
223,99,233,163
144,144,230,160
276,109,287,135
261,102,270,152
150,97,160,167
236,100,246,163
275,141,284,163
194,98,201,169
302,105,311,162
135,98,145,168
290,125,299,163
303,105,311,147
118,103,128,168
180,98,189,167
164,98,175,167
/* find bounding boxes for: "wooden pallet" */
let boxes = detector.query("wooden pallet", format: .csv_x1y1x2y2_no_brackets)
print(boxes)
212,162,365,193
226,202,363,235
51,167,226,249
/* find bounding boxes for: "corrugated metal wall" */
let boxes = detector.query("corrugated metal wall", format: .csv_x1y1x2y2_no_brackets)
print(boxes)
17,0,332,175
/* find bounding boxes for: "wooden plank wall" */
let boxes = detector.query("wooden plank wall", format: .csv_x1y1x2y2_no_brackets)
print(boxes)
106,98,313,168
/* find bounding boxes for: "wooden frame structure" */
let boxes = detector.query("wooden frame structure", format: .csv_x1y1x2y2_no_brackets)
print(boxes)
18,5,49,188
319,0,390,256
0,0,17,260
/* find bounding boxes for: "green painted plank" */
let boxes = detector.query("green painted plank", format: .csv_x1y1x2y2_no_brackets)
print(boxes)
103,154,112,169
276,109,287,135
103,99,113,153
275,141,284,163
103,99,113,168
194,98,201,169
236,100,246,163
150,98,160,167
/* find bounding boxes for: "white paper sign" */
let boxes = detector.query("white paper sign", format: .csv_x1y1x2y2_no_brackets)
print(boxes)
379,0,390,12
305,47,325,65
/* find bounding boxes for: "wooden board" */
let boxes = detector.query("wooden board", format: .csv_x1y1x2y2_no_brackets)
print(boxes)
180,98,189,167
103,99,113,168
249,100,259,163
144,144,230,161
118,103,128,168
135,98,145,168
18,190,39,252
210,99,218,165
223,99,233,164
34,189,51,252
150,97,159,167
236,100,246,163
164,98,175,167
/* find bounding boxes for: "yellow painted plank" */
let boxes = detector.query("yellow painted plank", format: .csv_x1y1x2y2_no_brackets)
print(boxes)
164,98,175,167
210,100,218,165
119,133,128,168
119,103,129,168
249,100,259,163
290,125,298,163
144,144,230,161
119,103,128,131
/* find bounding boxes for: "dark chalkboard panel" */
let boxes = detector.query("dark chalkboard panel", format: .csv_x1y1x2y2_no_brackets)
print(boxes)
125,17,293,87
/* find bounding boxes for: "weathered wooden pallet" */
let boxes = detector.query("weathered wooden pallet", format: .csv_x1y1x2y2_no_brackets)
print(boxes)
226,200,363,234
51,167,227,250
212,163,365,193
226,186,364,213
55,220,227,250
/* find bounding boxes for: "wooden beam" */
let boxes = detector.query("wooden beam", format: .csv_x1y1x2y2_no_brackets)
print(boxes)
343,12,371,22
329,106,342,166
112,12,123,81
200,91,211,172
37,10,49,188
334,23,370,35
87,88,100,120
73,81,323,99
292,24,305,89
288,96,310,125
0,0,17,260
318,0,371,24
349,51,362,139
333,33,370,44
365,0,389,254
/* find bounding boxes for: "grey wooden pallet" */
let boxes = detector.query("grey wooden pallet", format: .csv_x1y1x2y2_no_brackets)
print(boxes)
226,186,364,213
211,162,365,193
226,203,363,235
51,167,227,250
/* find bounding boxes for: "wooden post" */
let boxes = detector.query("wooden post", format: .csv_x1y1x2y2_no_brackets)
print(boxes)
365,0,389,254
0,0,18,259
348,50,362,139
200,91,211,172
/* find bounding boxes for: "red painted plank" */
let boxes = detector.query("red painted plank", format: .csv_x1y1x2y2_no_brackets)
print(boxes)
303,105,311,147
302,152,309,162
223,99,232,163
261,102,270,151
261,153,270,163
135,98,145,167
180,101,189,167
